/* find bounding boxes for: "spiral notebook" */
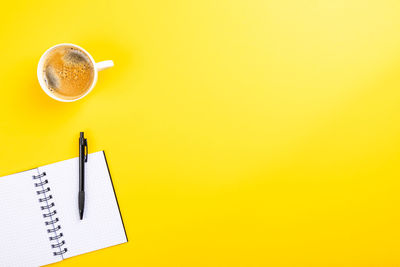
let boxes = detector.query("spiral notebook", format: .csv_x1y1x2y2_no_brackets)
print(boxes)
0,151,128,266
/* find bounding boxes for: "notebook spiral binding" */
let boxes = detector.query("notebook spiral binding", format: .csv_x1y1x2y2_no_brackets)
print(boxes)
33,172,68,257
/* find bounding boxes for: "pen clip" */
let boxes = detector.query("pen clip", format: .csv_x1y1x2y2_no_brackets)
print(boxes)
84,138,88,162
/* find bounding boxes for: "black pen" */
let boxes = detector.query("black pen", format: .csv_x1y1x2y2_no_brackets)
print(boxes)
79,132,88,220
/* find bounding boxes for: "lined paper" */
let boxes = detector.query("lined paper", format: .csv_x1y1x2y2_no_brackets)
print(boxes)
0,170,61,267
39,151,127,259
0,151,127,266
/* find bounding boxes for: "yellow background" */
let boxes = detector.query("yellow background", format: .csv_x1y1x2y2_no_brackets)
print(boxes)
1,0,400,266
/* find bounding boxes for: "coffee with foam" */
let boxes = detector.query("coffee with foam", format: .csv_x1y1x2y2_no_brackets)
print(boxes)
42,45,95,100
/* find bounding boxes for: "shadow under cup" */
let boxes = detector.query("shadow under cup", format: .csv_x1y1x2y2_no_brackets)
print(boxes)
37,44,99,102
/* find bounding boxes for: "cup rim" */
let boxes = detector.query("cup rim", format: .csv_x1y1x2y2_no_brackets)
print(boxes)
37,43,98,102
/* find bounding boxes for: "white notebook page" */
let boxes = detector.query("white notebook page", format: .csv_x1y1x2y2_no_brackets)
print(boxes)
0,169,61,267
39,151,127,259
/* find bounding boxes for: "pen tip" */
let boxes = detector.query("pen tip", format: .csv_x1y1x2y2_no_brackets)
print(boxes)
79,210,83,220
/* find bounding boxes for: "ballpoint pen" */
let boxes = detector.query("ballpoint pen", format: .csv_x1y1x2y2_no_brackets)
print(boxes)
79,132,88,220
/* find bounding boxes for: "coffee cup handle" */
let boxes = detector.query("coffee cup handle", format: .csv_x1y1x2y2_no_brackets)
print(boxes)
96,60,114,71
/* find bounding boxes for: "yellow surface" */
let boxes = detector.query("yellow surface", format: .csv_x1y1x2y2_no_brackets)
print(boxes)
1,0,400,266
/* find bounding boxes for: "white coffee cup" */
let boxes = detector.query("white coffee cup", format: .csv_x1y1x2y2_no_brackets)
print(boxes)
37,43,114,102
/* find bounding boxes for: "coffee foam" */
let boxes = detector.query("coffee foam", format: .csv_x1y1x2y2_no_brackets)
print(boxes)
42,45,94,100
44,66,59,90
64,49,91,64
